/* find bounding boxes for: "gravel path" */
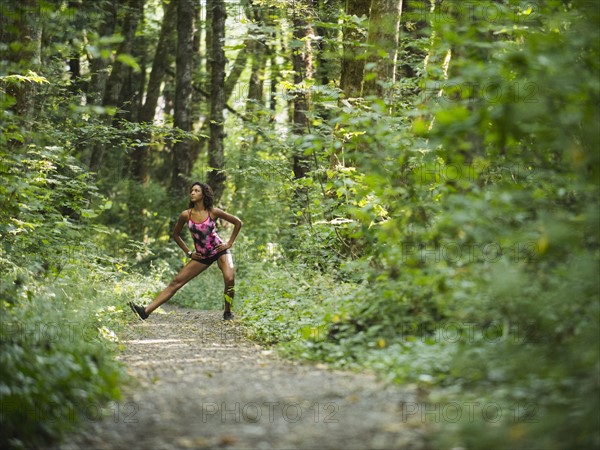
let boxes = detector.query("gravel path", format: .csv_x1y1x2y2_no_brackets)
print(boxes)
62,305,428,450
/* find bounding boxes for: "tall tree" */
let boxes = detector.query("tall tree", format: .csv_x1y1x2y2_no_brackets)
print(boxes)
131,0,178,183
339,0,370,99
291,1,314,180
86,0,119,106
313,0,340,87
244,2,268,116
362,0,403,98
206,0,227,202
2,0,43,126
66,1,85,97
186,1,204,175
224,48,249,102
247,40,266,116
89,0,144,172
181,0,252,192
268,12,284,115
102,0,144,109
171,0,196,196
118,2,147,124
397,0,428,81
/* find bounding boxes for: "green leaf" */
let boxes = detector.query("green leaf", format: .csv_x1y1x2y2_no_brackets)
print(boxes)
116,54,140,72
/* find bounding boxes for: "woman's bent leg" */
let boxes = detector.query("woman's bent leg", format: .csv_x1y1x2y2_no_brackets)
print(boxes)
217,253,235,314
145,260,209,315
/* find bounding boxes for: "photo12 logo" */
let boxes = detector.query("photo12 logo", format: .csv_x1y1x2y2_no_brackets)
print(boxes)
398,162,538,184
0,320,113,346
0,400,139,424
401,401,539,424
401,241,541,264
200,401,339,424
422,81,539,105
419,1,540,25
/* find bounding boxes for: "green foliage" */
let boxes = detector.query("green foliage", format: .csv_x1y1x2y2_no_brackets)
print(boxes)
0,267,123,448
0,113,153,449
1,146,103,275
238,261,356,346
1,0,598,448
0,138,176,448
238,1,599,449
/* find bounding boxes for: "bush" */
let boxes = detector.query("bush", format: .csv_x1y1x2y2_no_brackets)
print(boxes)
238,2,599,448
0,144,148,448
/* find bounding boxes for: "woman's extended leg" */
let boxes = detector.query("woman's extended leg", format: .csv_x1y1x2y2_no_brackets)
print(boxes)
217,253,235,316
144,260,210,315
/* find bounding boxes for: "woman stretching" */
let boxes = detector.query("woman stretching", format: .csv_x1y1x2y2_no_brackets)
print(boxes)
129,182,243,321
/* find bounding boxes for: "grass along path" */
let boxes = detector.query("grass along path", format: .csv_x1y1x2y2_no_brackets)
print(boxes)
61,305,428,450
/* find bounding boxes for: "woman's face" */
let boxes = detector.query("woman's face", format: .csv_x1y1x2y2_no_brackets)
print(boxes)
190,185,203,204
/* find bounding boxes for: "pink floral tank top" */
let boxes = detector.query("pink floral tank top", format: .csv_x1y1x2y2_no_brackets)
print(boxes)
188,209,224,258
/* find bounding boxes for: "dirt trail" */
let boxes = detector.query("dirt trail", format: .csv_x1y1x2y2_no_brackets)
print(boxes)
62,305,428,450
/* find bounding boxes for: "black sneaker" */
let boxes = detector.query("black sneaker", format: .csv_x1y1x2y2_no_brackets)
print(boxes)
223,311,234,321
129,301,148,320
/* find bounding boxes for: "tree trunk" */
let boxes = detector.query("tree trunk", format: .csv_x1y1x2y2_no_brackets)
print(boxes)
187,1,204,178
266,7,283,116
247,42,266,114
291,3,314,180
204,0,213,86
3,0,43,125
362,0,403,98
244,2,268,115
170,0,196,196
89,0,143,172
269,33,282,115
314,0,340,87
225,48,248,102
86,0,118,106
118,0,146,123
102,0,144,109
206,0,227,202
67,0,83,98
339,0,370,99
312,0,340,123
131,0,177,183
398,0,428,81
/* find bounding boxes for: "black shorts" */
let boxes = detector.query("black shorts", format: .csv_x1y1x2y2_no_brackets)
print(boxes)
196,249,231,266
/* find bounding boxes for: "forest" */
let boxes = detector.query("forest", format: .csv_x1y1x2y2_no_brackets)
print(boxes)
1,0,598,448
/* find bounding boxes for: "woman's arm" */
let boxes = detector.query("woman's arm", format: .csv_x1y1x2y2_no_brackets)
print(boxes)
212,208,243,251
172,211,193,256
